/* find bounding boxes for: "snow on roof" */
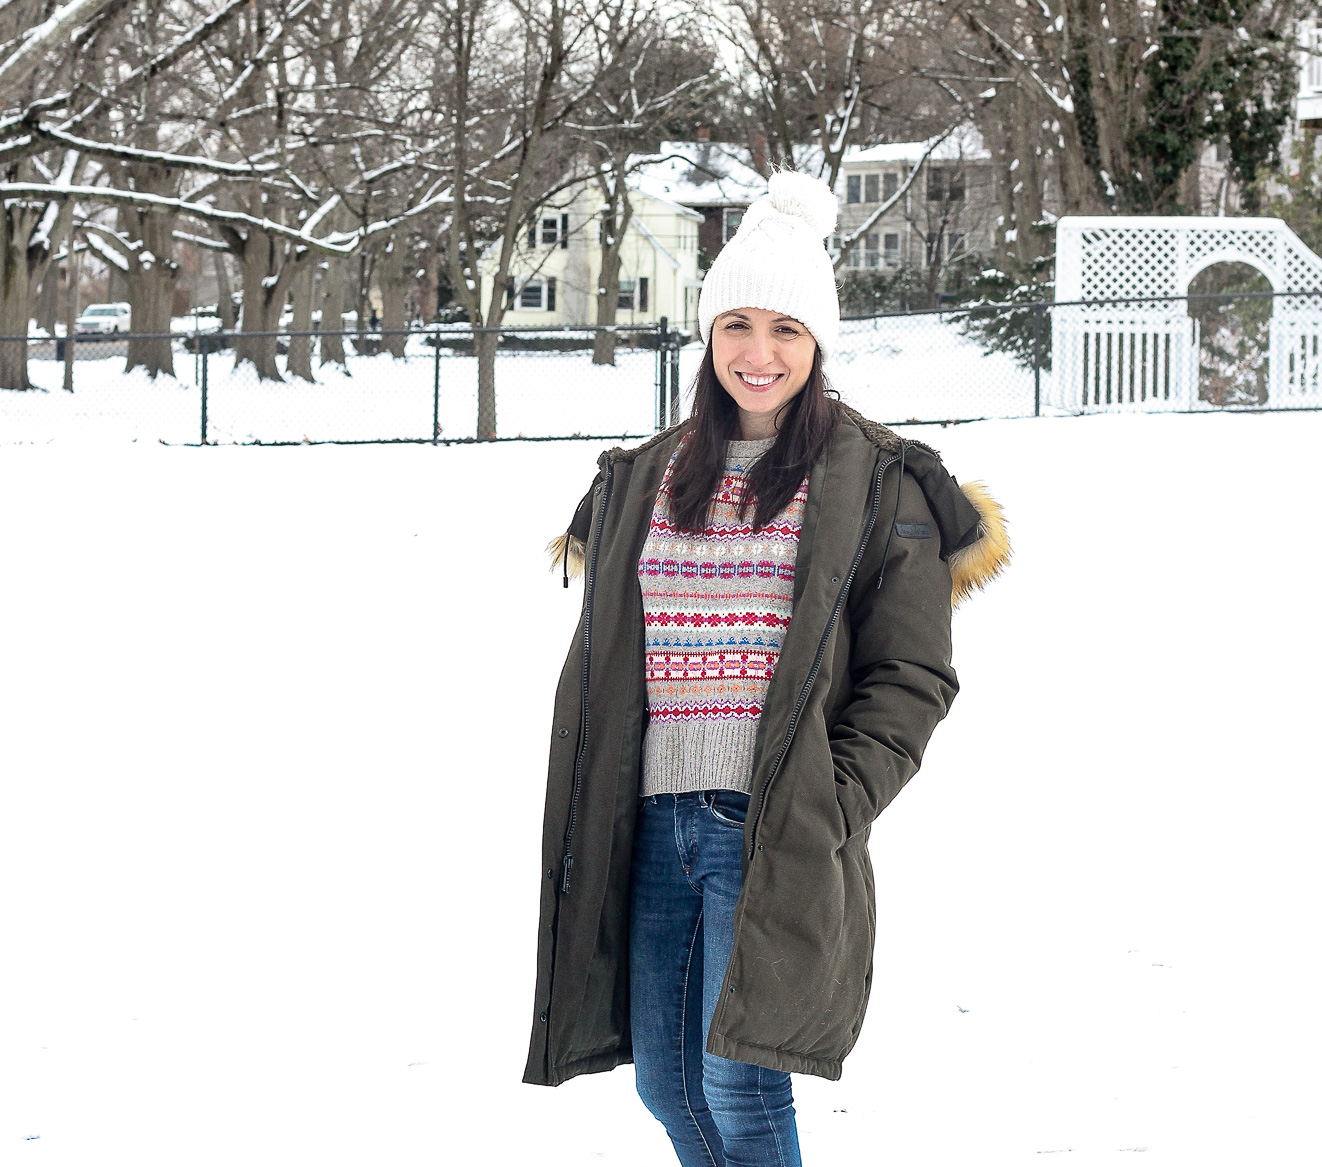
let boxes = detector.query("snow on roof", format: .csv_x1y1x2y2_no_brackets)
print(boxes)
843,125,990,166
627,173,705,222
628,142,768,207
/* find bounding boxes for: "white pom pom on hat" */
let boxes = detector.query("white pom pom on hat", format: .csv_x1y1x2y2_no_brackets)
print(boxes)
698,168,841,362
765,169,839,237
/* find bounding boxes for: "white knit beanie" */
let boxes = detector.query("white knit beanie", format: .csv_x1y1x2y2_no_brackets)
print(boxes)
698,170,840,362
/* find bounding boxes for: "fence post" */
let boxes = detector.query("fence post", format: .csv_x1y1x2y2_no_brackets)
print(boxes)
1032,303,1042,417
199,336,209,445
669,335,681,426
432,326,441,443
657,316,669,431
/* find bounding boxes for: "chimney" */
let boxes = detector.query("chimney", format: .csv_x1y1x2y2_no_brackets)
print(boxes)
751,132,768,177
696,126,711,142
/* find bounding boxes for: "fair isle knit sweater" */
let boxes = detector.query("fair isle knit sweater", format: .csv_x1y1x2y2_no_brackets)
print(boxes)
638,435,810,796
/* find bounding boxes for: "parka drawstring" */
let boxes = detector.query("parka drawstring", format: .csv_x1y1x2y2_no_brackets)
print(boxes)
875,438,906,590
562,529,570,588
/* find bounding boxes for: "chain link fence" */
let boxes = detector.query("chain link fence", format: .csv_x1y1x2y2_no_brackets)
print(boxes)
3,292,1319,444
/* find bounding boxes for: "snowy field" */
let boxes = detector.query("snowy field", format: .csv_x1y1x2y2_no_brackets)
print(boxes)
2,409,1319,1166
0,316,1035,445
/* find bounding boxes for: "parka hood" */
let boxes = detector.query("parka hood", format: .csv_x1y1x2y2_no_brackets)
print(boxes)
546,402,1010,608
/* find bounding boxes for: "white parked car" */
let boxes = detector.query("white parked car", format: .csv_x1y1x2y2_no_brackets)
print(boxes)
75,303,132,334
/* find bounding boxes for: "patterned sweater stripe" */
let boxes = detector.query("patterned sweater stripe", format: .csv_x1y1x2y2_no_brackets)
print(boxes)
638,435,809,796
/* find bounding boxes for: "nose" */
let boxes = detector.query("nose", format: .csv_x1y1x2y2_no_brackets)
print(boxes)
744,328,775,368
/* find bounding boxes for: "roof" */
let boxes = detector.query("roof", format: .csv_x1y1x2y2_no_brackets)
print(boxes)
628,142,768,207
843,125,990,166
627,174,705,222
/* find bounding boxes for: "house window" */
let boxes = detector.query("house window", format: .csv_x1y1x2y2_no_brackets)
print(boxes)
1309,29,1322,89
883,172,898,202
864,173,879,203
541,217,560,245
723,209,743,242
618,279,635,310
927,168,965,202
829,235,842,258
947,233,966,261
883,232,900,267
846,174,861,204
638,277,649,312
520,279,545,309
864,233,880,269
518,277,556,310
846,242,861,269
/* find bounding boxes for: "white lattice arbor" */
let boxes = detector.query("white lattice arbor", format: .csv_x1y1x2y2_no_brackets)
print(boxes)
1050,217,1322,412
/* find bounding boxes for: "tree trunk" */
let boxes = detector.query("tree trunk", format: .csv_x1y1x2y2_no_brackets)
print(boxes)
63,246,78,393
476,330,498,439
594,242,622,366
0,281,31,390
286,259,316,381
418,240,439,322
593,186,633,366
123,200,179,379
377,235,409,358
214,251,237,331
35,270,59,334
319,254,349,368
234,232,299,381
0,200,42,390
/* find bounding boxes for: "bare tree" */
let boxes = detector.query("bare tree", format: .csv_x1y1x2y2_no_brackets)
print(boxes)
577,4,714,364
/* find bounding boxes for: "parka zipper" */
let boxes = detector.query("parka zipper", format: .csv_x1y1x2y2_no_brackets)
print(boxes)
746,449,899,861
562,460,614,894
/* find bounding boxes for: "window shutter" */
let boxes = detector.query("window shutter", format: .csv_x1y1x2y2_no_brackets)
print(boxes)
560,214,569,248
505,277,515,308
638,277,648,312
547,277,557,311
528,216,537,248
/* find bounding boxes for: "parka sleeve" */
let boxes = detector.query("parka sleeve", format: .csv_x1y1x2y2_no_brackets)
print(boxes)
829,466,959,838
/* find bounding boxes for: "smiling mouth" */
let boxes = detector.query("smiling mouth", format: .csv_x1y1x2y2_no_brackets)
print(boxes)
736,372,783,390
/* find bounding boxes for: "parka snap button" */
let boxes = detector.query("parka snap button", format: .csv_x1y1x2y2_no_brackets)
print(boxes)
547,868,554,879
831,576,840,584
539,1012,547,1023
557,727,569,738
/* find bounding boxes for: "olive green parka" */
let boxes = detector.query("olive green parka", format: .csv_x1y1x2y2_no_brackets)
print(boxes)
525,402,1010,1086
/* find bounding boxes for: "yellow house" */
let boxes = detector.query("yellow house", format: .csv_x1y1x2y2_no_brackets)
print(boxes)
478,178,704,331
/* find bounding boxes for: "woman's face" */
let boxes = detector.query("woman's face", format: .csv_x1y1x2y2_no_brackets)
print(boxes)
710,307,817,437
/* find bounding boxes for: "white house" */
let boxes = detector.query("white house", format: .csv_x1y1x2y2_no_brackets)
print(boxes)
628,139,769,272
479,181,703,331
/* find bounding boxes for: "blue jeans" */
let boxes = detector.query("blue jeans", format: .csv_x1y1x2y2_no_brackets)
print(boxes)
629,790,803,1167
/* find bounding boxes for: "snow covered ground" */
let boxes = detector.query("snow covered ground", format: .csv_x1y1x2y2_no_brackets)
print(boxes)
2,409,1319,1166
1,315,1035,446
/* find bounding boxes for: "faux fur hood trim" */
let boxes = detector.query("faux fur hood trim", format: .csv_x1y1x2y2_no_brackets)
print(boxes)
946,479,1010,607
545,406,1010,609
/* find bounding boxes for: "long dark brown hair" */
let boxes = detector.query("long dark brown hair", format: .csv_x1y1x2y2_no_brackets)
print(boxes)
667,341,840,534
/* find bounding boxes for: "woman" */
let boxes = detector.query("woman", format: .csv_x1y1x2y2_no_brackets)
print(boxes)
524,172,1010,1165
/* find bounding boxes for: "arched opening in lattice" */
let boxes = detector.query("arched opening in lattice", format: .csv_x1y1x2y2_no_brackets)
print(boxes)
1187,262,1274,407
1051,217,1322,412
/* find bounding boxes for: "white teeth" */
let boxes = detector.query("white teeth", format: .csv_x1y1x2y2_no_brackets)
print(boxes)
740,373,778,387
